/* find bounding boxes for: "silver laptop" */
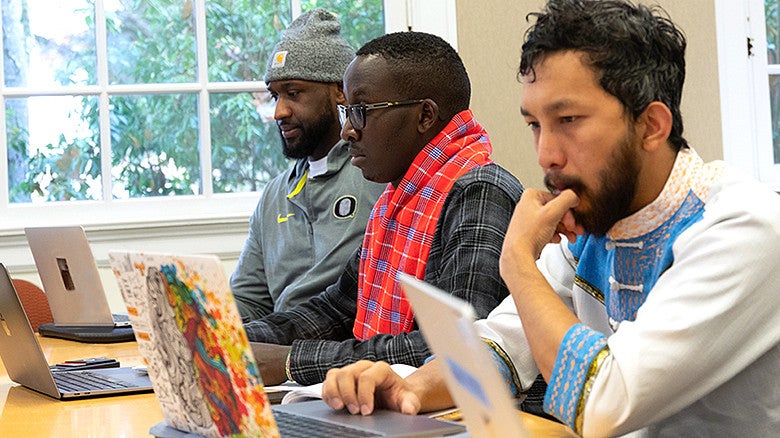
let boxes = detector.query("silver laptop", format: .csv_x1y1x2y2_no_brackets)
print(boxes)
0,263,153,399
399,273,529,438
25,225,134,342
108,250,465,438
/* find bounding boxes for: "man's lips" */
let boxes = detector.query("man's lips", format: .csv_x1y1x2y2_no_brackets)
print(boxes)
280,127,300,139
348,146,364,158
349,148,366,165
545,175,573,196
551,186,566,196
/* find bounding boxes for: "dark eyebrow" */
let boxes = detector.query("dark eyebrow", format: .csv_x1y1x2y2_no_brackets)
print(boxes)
545,99,575,113
521,99,578,118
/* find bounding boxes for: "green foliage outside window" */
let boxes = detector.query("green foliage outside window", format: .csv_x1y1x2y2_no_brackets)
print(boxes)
7,0,383,202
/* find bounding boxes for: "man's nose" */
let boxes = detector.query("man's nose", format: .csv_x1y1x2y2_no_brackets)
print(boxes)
536,129,566,171
274,98,291,120
340,118,359,142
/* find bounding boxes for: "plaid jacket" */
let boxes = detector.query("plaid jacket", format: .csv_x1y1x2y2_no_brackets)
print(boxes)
244,164,524,385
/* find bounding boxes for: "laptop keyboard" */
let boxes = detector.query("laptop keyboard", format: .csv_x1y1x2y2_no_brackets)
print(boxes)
273,410,381,438
53,370,133,392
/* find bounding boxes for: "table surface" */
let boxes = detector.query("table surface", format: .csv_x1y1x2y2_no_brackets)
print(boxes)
0,336,575,437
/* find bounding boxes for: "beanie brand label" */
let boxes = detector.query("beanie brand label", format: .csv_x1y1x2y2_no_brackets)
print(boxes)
271,51,288,69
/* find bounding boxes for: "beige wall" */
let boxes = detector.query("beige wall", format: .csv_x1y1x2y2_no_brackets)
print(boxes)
456,0,723,189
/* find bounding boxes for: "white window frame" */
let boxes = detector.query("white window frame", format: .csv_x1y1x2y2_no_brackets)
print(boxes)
0,0,457,272
715,0,780,190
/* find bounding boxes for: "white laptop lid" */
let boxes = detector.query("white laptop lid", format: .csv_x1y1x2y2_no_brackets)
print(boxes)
398,273,528,438
25,225,114,326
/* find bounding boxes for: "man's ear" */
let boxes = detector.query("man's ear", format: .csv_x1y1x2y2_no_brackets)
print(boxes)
418,98,440,134
333,83,347,106
639,101,672,152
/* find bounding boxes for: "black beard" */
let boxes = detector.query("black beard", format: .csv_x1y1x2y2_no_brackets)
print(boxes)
544,133,640,236
279,104,338,160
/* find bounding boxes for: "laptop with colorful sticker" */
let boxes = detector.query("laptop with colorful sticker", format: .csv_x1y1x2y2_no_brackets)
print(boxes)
108,250,465,438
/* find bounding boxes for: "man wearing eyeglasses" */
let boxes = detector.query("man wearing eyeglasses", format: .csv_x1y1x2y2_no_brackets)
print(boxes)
246,31,527,390
230,9,384,321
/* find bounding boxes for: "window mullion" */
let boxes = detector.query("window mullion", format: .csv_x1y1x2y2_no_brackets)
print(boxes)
0,93,7,209
0,5,9,210
385,0,458,49
290,0,302,18
194,0,212,197
383,0,408,33
95,0,113,203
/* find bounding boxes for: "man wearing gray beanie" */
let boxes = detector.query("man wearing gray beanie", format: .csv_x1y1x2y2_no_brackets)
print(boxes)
230,9,384,320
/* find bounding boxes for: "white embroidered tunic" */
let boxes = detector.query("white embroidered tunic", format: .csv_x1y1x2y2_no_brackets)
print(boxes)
476,148,780,436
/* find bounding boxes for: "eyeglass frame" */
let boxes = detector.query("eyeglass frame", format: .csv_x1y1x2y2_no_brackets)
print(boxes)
337,99,426,130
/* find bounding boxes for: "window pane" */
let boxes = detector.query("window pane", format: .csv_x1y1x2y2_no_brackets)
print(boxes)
767,1,780,163
302,0,385,49
210,92,289,193
206,0,291,82
3,0,96,87
110,94,200,198
768,75,780,164
7,96,101,203
106,0,196,84
767,0,780,64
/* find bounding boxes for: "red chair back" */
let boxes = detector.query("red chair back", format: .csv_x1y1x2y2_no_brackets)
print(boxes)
12,279,53,332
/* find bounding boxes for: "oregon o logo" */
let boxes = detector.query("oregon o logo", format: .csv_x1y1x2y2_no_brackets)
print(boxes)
333,196,357,219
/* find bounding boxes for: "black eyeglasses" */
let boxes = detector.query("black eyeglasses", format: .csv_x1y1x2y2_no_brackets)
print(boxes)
337,99,425,130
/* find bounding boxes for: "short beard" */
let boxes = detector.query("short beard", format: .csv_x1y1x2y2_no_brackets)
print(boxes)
280,103,338,160
545,130,640,236
579,141,638,236
279,133,312,160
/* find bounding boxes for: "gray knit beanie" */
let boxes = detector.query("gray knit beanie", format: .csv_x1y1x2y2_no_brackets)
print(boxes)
264,9,355,84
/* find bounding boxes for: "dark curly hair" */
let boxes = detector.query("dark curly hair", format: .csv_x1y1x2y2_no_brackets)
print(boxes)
357,31,470,121
520,0,688,150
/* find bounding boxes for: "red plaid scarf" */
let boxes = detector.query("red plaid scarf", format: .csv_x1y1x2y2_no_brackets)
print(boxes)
353,110,493,340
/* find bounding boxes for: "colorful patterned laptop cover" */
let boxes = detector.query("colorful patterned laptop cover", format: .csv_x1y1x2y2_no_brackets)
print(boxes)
109,251,279,438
